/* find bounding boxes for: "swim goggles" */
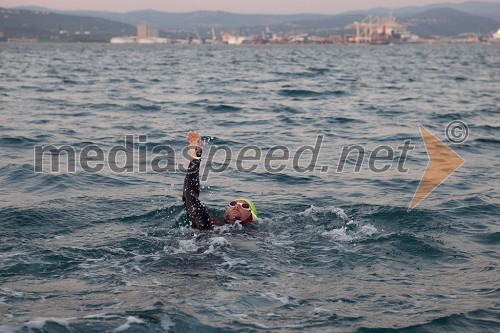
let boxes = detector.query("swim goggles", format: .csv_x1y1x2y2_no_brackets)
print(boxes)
229,201,251,210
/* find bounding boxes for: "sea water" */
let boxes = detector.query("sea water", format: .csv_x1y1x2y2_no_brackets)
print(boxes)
0,44,499,332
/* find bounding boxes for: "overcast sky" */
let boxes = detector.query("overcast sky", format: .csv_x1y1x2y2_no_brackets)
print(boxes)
1,0,498,14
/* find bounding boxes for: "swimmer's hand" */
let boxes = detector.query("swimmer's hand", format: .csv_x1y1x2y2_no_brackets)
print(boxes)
187,131,203,159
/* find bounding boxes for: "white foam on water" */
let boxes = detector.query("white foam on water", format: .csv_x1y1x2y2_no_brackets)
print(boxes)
214,222,243,233
203,236,230,254
113,316,145,332
170,234,231,255
321,224,378,242
172,238,199,254
298,205,378,242
160,314,175,332
210,236,230,247
202,245,216,255
300,205,350,221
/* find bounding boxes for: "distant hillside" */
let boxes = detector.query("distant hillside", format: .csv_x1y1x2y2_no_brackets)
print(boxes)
15,1,500,28
110,10,330,29
396,1,500,21
403,7,499,37
344,1,500,21
2,4,500,41
14,7,329,29
0,8,135,41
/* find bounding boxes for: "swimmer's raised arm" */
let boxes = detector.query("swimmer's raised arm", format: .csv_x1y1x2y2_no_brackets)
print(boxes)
183,131,211,230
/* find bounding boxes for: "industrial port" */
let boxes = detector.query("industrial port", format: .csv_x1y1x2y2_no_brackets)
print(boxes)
110,13,500,45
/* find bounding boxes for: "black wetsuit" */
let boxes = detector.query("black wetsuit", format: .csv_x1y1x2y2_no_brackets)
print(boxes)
182,150,214,230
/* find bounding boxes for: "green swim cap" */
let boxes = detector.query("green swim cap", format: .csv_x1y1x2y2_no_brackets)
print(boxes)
234,198,258,220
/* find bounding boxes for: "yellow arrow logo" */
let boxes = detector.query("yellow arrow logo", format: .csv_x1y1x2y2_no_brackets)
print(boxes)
409,125,465,210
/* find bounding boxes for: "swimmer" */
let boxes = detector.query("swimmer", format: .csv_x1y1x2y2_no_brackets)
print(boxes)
183,131,258,230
